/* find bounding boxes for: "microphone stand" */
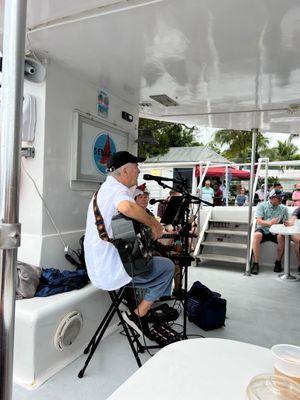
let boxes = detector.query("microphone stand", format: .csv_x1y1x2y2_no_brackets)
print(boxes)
153,178,213,339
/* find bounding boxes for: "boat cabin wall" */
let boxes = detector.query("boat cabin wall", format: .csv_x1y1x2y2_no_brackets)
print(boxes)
19,61,139,269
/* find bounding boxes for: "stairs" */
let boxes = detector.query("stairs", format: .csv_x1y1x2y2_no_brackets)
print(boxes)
197,219,248,266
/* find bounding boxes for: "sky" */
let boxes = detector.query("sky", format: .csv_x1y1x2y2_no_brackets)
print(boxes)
196,127,300,149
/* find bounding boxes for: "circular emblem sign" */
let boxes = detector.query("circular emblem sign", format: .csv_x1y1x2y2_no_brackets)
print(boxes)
93,133,116,175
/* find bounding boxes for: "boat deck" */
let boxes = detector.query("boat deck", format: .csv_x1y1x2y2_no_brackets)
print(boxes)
13,262,300,400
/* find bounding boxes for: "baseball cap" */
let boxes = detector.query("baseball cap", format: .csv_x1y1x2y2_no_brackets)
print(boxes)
269,189,284,198
106,151,146,172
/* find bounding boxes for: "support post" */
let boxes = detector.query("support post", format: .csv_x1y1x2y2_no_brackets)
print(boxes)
245,128,258,276
0,1,27,400
264,158,269,201
225,165,229,206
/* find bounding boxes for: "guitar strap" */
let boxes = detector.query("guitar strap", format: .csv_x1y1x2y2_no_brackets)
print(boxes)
92,190,111,242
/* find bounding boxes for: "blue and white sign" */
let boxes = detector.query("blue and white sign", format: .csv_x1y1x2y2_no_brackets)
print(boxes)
93,133,116,175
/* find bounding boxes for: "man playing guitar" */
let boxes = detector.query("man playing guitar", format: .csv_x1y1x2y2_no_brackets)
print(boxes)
84,151,174,339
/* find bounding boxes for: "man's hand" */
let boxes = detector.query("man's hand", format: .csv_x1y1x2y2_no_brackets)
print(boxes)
150,219,163,240
269,218,279,226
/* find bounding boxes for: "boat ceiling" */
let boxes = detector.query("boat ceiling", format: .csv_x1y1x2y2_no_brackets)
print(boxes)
1,0,300,133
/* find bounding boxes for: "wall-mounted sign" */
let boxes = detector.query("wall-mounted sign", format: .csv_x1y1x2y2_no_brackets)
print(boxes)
97,90,109,118
93,133,116,175
71,111,129,185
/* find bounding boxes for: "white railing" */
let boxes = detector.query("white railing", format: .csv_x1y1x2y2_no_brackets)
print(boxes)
193,209,212,258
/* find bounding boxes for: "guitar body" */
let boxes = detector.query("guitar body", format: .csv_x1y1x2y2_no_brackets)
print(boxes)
111,214,152,277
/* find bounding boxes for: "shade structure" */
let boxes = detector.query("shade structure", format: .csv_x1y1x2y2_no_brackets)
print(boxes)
201,166,251,179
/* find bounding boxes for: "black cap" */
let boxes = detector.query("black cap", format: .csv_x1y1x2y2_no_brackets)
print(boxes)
106,151,146,172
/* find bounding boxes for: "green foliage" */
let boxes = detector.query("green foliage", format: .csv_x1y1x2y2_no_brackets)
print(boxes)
210,130,300,163
262,135,300,161
137,118,202,158
210,129,269,163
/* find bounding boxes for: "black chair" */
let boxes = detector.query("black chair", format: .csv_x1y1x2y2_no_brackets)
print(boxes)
78,287,144,378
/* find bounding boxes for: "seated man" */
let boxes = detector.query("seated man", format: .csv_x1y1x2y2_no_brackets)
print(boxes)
84,151,174,339
285,206,300,273
251,189,288,275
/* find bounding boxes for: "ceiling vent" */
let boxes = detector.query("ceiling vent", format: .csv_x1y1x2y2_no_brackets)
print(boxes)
149,94,178,107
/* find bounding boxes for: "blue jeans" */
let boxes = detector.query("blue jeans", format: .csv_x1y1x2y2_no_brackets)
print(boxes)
132,256,174,302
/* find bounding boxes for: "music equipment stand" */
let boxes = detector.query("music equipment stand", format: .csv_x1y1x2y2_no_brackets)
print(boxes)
160,193,196,339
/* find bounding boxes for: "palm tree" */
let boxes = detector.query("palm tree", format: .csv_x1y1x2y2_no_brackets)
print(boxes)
262,134,300,161
211,129,269,163
276,135,299,160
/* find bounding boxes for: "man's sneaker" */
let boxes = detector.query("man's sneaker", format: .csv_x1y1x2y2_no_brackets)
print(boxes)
251,262,259,275
274,260,282,273
122,311,153,340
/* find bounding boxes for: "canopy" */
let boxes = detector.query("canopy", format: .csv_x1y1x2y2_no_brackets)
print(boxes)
201,166,251,179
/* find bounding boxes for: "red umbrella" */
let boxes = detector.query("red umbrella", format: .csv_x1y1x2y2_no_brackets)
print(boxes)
200,166,250,179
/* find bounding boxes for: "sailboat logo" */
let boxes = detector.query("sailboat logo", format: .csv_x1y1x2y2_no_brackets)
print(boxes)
93,133,116,175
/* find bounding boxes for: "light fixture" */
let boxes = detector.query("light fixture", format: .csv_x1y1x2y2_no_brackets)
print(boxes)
149,94,178,107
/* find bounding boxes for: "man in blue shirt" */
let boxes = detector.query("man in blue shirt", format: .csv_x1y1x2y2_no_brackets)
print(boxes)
251,189,288,275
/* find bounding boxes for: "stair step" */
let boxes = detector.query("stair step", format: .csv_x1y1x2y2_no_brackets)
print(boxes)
198,253,246,264
206,229,248,236
202,241,247,249
209,220,248,224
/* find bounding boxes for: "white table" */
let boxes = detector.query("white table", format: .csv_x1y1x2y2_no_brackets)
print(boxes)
270,224,300,281
106,338,273,400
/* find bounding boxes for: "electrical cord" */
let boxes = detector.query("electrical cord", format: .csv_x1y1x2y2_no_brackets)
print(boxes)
21,159,76,253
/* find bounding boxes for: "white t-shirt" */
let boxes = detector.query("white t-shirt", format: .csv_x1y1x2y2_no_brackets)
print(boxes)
84,176,134,291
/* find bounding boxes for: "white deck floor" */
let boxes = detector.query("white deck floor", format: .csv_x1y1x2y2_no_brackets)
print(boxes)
13,262,300,400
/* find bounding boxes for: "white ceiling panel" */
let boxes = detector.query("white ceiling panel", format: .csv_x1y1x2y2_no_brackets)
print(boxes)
2,0,300,132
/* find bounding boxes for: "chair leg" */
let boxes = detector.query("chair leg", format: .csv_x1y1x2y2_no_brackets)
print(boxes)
78,289,124,378
78,288,143,379
83,288,124,354
78,300,118,378
110,291,142,367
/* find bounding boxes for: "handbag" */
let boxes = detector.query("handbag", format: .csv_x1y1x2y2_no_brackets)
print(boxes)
187,281,226,331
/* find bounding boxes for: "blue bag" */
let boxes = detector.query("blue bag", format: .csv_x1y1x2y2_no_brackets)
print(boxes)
187,281,226,331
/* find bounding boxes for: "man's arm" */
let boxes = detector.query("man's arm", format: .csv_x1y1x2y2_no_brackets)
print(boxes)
256,217,278,227
256,203,278,227
118,200,163,240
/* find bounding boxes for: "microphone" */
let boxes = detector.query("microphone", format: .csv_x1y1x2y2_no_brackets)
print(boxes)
143,174,181,183
149,198,167,205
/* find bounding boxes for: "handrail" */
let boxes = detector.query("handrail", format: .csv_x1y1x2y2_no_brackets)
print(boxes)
252,157,269,202
245,210,257,273
197,161,211,189
197,161,211,209
252,158,263,201
143,159,300,169
193,208,212,258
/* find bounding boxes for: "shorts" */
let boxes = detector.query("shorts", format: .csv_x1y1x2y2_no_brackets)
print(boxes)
255,228,278,244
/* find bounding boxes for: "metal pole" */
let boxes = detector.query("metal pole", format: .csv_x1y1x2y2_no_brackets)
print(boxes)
225,165,229,206
0,1,27,399
264,158,269,201
245,128,258,275
198,162,203,209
